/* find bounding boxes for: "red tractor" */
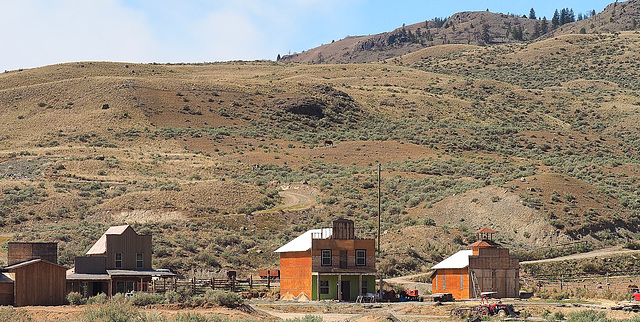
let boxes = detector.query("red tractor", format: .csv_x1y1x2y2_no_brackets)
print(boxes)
400,289,424,301
450,292,519,318
473,301,519,318
475,292,518,317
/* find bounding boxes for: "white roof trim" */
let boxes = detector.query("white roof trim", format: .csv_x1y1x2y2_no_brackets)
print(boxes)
431,250,473,269
274,228,332,253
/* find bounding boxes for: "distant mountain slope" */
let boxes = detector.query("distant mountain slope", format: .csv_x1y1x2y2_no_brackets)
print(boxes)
548,0,640,36
281,0,640,64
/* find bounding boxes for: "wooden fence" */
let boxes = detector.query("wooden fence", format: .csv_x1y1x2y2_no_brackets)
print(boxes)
166,276,278,294
522,271,640,296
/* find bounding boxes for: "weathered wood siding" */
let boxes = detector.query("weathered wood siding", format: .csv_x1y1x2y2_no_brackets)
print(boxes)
468,247,520,298
12,261,66,306
75,256,107,274
311,238,376,273
470,268,519,298
431,268,469,299
105,227,152,270
279,250,312,299
0,281,14,305
8,242,57,266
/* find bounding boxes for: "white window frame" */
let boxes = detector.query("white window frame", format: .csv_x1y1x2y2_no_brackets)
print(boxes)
355,249,366,266
321,249,332,266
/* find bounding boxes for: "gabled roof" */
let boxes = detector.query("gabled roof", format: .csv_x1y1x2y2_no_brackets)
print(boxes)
274,228,332,253
474,227,497,234
0,273,13,283
4,258,67,271
431,250,473,270
469,240,500,248
86,225,131,255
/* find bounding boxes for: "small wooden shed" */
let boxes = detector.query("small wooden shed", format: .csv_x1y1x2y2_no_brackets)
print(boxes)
4,259,67,306
0,274,14,305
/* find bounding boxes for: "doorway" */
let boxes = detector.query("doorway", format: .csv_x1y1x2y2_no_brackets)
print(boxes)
340,281,350,301
91,282,103,296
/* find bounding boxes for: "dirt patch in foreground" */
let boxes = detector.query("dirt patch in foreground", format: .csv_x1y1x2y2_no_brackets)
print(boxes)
15,304,272,321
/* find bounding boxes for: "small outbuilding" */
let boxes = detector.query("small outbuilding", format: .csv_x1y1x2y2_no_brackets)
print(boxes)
0,242,67,306
431,228,519,299
4,259,68,306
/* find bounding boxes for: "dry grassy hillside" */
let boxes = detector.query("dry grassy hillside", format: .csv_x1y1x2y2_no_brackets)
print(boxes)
1,28,640,277
281,0,640,64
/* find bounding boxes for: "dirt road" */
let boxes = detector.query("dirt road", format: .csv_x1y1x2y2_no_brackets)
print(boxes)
253,183,316,214
521,246,640,264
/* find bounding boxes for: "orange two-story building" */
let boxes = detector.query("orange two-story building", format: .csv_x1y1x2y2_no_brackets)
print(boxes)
275,219,377,301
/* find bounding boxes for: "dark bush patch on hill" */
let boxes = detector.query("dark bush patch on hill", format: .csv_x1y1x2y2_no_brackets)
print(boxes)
273,97,326,119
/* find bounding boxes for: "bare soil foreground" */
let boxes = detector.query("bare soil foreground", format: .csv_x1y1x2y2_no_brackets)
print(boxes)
13,299,640,321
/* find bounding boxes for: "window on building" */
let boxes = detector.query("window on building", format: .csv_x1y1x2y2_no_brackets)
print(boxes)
361,280,368,294
115,252,122,268
356,249,366,266
320,280,329,294
460,274,464,290
442,275,446,290
136,253,143,269
321,249,332,266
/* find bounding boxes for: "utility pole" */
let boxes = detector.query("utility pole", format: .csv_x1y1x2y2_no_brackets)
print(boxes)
377,163,383,300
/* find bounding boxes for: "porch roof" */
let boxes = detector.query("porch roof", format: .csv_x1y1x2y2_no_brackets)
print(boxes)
66,273,111,281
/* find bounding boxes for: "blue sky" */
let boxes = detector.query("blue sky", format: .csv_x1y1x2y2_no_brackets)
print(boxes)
0,0,623,72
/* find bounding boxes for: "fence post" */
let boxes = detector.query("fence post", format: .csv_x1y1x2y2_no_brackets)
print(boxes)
192,276,196,294
607,273,609,291
561,275,564,290
212,277,215,290
267,271,271,289
250,275,253,290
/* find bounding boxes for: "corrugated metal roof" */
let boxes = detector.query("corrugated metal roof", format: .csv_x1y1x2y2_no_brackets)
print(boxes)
274,228,332,253
86,225,130,255
431,250,473,269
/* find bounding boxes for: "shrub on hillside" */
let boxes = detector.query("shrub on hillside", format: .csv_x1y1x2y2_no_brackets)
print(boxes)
81,300,141,322
205,290,243,308
565,310,609,322
67,291,87,305
624,240,640,250
87,293,108,305
0,307,31,322
128,293,164,306
164,290,182,303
